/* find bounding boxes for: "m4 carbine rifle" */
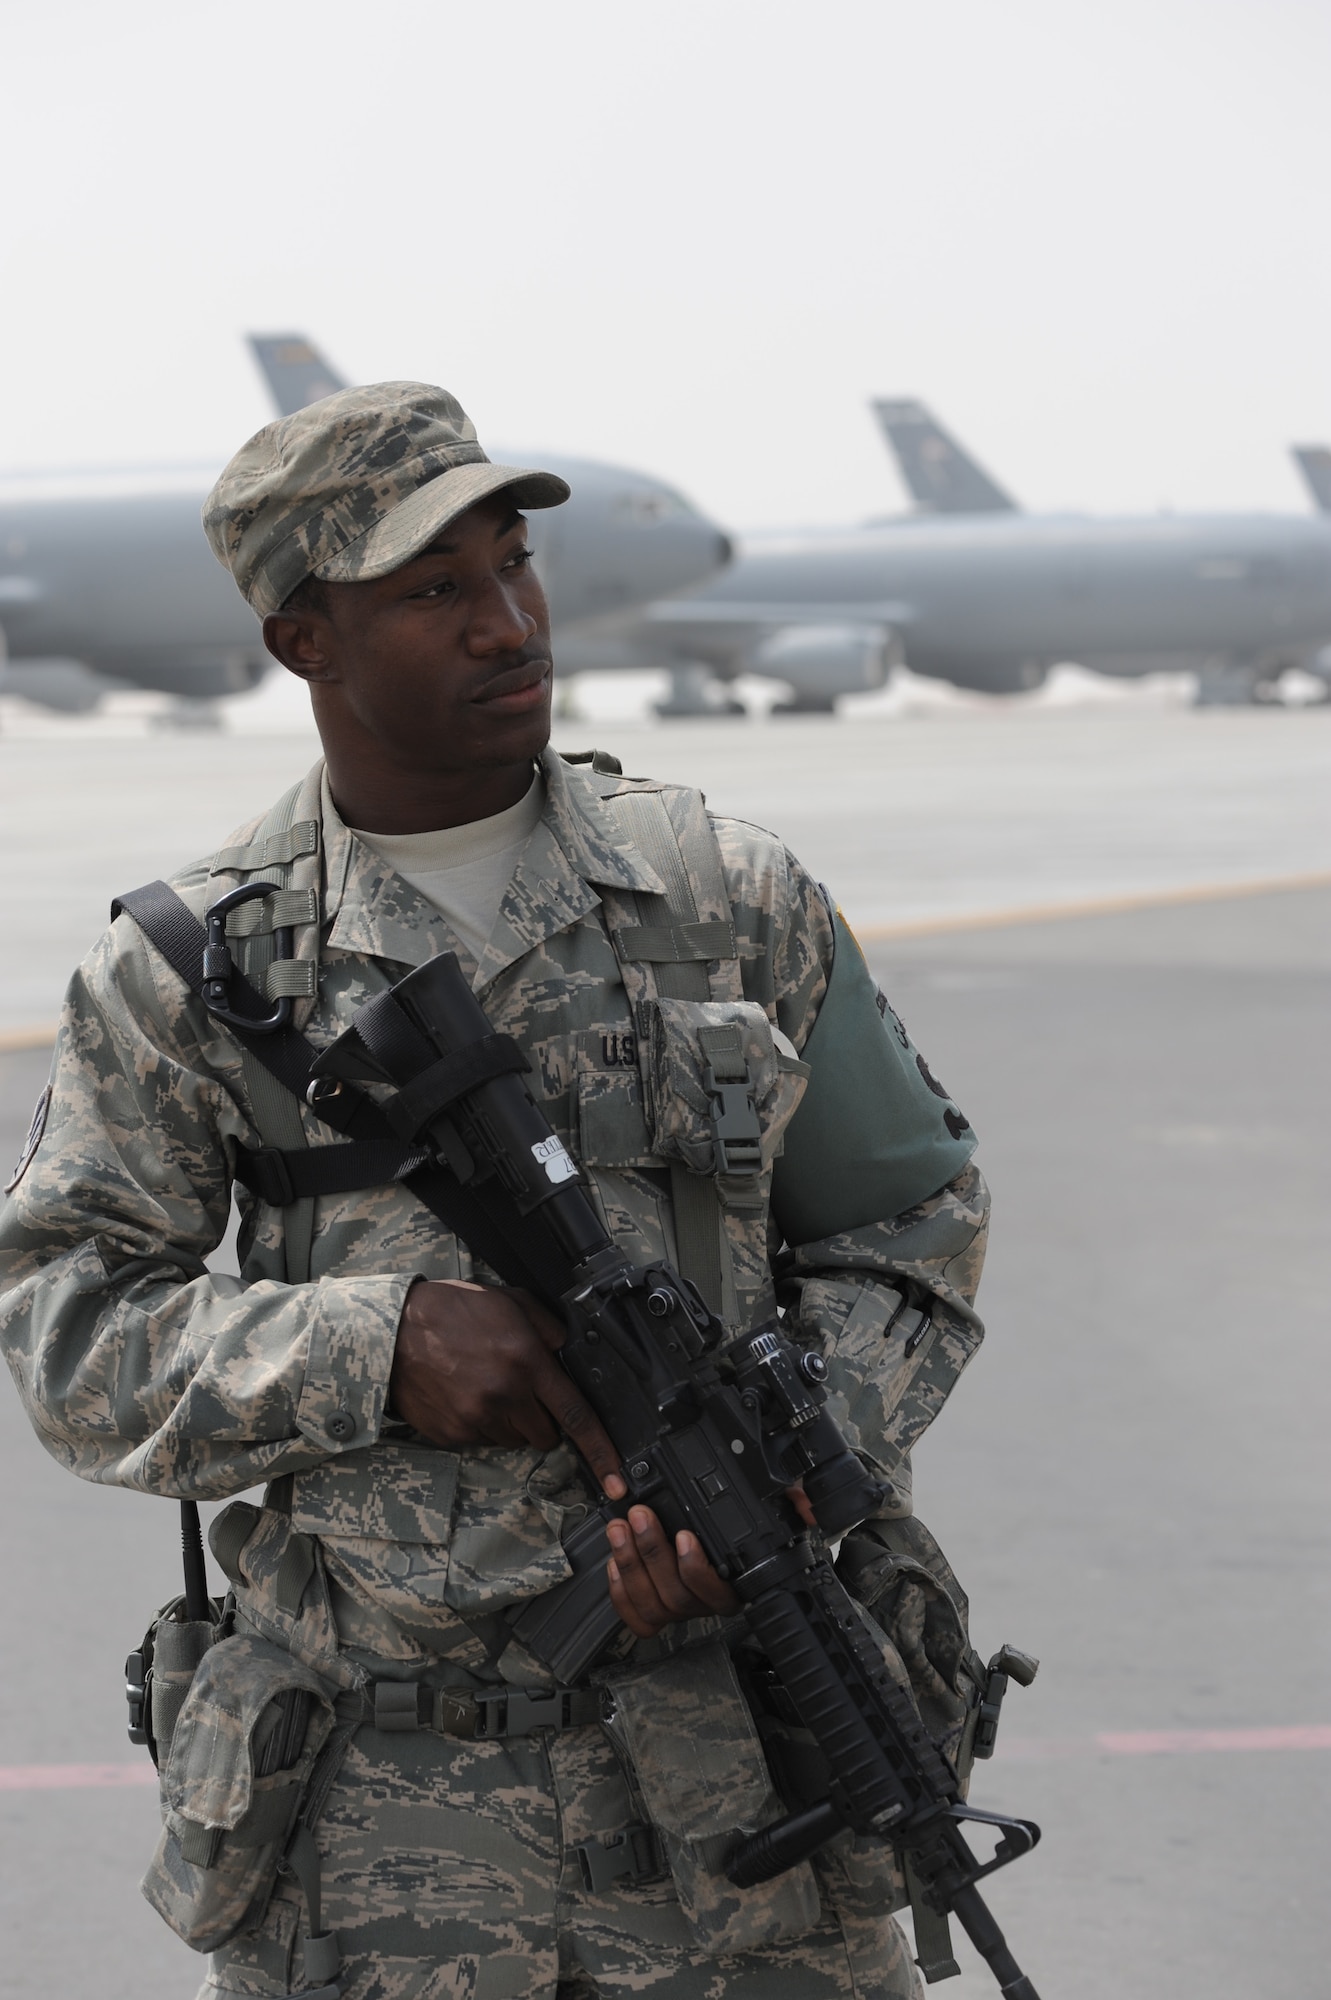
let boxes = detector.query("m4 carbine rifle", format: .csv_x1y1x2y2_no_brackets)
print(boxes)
310,953,1043,1998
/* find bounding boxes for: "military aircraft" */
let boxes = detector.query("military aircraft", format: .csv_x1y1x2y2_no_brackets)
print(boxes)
561,401,1331,711
0,337,731,712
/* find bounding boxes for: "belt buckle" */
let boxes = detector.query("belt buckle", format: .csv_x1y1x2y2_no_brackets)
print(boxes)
475,1687,565,1737
574,1823,664,1893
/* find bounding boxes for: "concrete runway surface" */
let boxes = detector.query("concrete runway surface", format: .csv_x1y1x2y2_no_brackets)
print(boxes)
1,704,1328,1997
1,699,1329,1035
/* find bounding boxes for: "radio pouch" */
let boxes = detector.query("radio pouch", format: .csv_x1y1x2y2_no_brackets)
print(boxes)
148,1597,225,1767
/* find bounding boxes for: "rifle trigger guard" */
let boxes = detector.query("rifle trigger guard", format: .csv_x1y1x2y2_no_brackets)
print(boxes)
946,1803,1042,1885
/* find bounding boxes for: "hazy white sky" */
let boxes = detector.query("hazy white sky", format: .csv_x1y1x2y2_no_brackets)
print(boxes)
2,0,1328,530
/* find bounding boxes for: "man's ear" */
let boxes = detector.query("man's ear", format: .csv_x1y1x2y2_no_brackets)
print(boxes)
263,610,335,681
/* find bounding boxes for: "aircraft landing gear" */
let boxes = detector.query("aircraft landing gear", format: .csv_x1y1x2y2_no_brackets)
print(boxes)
770,694,838,716
1193,658,1277,706
150,698,226,731
653,664,746,719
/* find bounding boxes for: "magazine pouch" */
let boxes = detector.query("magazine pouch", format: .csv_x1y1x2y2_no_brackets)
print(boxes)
140,1633,336,1953
836,1514,987,1782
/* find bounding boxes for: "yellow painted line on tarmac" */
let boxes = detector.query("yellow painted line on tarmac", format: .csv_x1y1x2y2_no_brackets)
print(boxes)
0,1026,58,1054
854,869,1331,942
3,873,1329,1045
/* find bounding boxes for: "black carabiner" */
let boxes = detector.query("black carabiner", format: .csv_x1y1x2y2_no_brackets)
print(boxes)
202,881,294,1034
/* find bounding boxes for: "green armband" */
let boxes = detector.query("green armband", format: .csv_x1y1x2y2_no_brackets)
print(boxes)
771,903,977,1246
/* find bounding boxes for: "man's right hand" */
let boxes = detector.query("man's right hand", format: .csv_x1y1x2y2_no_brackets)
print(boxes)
388,1279,625,1497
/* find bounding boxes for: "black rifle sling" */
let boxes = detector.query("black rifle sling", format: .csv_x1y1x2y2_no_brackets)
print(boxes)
111,880,556,1299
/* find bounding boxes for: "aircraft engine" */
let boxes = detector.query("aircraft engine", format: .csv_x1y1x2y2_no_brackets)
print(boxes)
84,651,270,700
0,658,114,712
749,623,896,709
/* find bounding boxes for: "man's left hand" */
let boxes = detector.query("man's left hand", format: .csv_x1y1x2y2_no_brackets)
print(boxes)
605,1506,739,1637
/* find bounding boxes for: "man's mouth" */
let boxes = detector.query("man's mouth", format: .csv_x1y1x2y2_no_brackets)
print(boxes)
472,658,553,711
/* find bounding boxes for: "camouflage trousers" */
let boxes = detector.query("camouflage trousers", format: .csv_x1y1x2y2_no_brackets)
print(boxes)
199,1715,923,2000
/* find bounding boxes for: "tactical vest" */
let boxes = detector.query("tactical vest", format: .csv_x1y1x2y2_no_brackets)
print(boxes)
162,748,805,1326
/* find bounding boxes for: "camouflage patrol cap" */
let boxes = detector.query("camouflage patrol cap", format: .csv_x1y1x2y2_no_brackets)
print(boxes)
203,381,570,617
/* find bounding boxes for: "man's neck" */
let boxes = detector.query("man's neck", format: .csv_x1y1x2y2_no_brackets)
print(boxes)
323,755,538,835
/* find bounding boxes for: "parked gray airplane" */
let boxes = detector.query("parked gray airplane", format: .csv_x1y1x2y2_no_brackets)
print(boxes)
0,337,730,711
561,402,1331,710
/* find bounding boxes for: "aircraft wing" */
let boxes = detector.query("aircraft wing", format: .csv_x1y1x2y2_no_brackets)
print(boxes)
1292,445,1331,515
644,597,912,628
249,335,347,416
871,399,1018,515
626,596,912,704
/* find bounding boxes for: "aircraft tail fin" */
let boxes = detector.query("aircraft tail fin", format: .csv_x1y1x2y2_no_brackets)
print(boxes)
1292,445,1331,514
871,398,1018,514
248,335,347,416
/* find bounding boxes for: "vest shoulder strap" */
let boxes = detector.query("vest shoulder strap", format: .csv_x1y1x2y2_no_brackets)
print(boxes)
599,784,740,1004
596,784,746,1319
203,778,323,1278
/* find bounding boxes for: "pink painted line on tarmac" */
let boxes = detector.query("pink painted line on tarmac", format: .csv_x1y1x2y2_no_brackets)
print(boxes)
1097,1725,1331,1756
0,1762,158,1791
4,1727,1330,1793
1000,1725,1331,1762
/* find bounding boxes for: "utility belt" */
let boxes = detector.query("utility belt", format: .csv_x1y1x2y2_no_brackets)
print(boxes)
132,1641,614,1760
365,1676,604,1741
365,1675,669,1896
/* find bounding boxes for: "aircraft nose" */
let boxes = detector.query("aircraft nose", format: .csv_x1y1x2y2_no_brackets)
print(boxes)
649,510,733,599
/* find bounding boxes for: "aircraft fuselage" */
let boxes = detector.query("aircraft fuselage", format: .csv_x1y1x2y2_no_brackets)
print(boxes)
612,508,1331,697
0,455,730,703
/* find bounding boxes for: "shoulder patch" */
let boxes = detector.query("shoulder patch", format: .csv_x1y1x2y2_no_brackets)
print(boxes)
5,1084,51,1193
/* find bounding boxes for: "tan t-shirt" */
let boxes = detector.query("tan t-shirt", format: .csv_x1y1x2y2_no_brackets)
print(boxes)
352,773,544,963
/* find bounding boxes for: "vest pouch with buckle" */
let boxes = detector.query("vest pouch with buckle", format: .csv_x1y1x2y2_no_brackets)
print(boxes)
638,998,807,1179
599,1639,823,1957
141,1633,337,1955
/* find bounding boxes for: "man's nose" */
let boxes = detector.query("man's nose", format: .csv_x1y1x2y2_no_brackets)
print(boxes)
467,574,538,650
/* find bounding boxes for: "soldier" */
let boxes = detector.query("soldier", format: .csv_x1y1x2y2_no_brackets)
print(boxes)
0,384,992,2000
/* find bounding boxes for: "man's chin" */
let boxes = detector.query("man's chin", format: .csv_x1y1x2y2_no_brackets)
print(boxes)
463,690,552,766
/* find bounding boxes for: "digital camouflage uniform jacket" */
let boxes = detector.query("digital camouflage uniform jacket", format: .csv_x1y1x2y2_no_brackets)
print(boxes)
0,747,988,1692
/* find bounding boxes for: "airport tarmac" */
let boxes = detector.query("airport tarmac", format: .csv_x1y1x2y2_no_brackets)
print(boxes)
0,702,1328,1998
1,693,1329,1036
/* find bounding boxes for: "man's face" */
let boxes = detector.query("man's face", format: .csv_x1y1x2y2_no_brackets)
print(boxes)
264,492,554,777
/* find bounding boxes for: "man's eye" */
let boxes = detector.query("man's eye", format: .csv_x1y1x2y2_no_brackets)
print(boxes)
414,578,455,599
506,546,535,569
